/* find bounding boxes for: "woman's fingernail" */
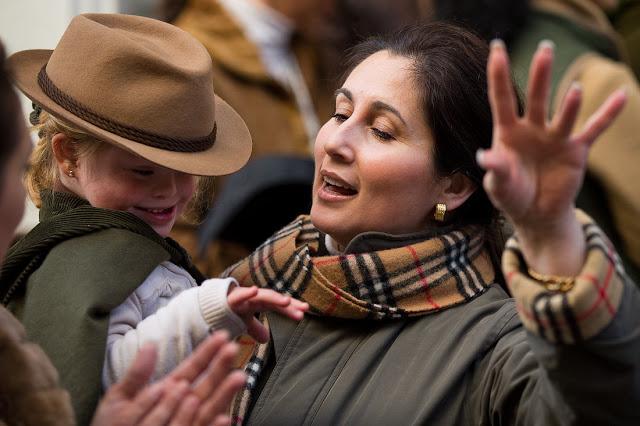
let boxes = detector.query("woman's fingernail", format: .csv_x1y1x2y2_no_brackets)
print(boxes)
490,39,505,50
538,39,555,51
570,81,582,93
476,149,486,165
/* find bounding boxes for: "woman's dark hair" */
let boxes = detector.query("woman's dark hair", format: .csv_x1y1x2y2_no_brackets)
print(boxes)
344,22,523,286
0,41,20,174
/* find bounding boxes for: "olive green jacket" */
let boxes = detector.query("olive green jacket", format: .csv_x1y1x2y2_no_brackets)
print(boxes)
1,192,200,425
245,219,640,425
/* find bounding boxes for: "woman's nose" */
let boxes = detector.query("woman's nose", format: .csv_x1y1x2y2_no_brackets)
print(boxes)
322,121,356,163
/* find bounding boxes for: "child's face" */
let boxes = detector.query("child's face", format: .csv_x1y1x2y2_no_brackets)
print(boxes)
73,143,195,237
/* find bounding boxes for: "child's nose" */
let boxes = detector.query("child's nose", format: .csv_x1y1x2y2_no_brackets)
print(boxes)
153,173,178,198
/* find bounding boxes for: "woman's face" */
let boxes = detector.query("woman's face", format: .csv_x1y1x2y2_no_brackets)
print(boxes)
311,50,445,247
69,143,195,237
0,112,30,260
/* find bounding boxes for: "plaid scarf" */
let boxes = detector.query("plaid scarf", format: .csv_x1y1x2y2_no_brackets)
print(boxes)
222,216,496,424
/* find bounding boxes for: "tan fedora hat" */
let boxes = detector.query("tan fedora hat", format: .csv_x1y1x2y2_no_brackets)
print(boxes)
8,13,251,176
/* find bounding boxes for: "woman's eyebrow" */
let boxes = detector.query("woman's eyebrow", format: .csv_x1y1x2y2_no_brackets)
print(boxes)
371,101,406,125
334,87,352,100
335,88,406,125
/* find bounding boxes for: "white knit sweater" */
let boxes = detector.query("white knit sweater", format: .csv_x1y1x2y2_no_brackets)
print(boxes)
102,261,246,388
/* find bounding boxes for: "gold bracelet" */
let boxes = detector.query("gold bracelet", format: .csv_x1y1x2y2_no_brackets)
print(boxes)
527,267,576,292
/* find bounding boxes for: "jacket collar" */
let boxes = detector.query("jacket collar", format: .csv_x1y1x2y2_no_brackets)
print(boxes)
324,225,457,255
39,190,89,220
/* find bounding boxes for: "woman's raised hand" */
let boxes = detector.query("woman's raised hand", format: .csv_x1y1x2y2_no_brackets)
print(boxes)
477,40,627,276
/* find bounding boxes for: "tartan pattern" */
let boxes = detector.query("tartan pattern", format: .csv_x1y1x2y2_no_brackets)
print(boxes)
503,210,626,344
223,216,496,424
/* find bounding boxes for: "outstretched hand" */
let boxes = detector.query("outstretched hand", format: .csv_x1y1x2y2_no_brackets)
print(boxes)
477,40,627,275
92,331,246,426
228,286,309,343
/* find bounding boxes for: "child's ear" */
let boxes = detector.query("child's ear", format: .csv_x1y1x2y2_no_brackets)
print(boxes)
51,133,77,173
439,172,476,212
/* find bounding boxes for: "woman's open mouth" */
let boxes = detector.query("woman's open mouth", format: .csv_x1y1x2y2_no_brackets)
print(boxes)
318,171,358,201
323,176,357,196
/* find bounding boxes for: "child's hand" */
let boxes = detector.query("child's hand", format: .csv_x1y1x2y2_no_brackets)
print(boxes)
227,286,309,343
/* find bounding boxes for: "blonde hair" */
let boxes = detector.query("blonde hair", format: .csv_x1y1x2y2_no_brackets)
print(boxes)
27,110,213,224
27,110,102,207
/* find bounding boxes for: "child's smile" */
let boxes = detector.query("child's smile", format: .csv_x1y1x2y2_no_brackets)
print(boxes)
65,142,196,237
131,204,179,233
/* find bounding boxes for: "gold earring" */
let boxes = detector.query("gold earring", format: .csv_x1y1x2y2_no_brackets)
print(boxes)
434,203,446,222
67,169,75,177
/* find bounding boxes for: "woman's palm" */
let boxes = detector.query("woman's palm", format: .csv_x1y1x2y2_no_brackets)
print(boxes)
480,40,627,232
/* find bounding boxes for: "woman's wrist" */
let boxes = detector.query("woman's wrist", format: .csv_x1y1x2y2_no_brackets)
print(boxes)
513,209,586,277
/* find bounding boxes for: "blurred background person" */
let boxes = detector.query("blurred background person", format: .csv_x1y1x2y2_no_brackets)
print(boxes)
162,0,337,276
609,0,640,79
167,0,426,276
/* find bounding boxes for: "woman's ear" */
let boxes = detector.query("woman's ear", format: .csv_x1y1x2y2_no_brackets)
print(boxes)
439,172,476,212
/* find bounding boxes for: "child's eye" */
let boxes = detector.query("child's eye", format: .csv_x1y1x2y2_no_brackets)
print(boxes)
132,169,153,176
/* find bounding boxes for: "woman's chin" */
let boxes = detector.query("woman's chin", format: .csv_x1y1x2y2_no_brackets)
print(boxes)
310,210,350,246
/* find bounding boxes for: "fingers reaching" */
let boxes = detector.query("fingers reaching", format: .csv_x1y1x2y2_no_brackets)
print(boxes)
192,340,239,400
488,39,518,128
227,286,259,308
476,148,513,209
169,331,230,382
229,287,309,320
526,40,554,125
168,394,200,426
138,381,190,426
193,371,247,426
573,88,627,147
211,415,233,426
117,343,158,399
246,316,270,343
551,82,583,138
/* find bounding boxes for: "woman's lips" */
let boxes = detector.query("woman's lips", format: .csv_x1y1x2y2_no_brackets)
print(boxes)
318,176,358,201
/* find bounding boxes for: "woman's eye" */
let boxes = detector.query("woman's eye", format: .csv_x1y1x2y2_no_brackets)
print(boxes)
371,128,394,141
132,169,153,176
332,113,349,123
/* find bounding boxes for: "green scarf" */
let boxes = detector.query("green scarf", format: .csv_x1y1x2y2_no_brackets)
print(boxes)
223,216,496,424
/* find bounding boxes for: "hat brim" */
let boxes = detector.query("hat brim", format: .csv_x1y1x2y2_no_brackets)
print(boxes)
8,49,252,176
